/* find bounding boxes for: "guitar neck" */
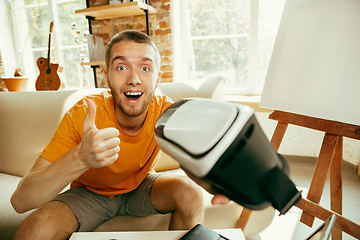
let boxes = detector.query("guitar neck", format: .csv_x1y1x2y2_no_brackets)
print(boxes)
47,22,54,69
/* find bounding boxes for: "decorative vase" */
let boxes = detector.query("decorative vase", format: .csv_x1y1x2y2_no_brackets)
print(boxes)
1,77,28,91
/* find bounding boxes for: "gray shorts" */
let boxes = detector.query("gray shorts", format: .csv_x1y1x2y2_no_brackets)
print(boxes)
52,173,162,231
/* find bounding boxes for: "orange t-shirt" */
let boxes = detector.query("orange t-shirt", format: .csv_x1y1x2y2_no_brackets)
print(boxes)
41,90,173,197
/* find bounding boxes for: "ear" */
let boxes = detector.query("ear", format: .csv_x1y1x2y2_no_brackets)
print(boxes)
155,71,161,89
104,69,110,88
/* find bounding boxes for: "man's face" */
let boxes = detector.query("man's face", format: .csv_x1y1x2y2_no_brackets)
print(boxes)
105,41,160,118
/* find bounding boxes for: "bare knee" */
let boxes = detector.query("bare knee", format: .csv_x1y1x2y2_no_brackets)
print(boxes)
14,201,78,240
153,174,204,215
174,177,204,214
152,174,204,230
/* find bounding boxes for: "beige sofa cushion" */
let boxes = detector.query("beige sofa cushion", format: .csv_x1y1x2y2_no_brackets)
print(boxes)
0,88,106,177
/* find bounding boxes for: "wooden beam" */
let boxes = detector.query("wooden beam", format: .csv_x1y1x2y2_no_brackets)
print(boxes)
295,198,360,239
270,121,288,152
300,133,339,227
269,111,360,141
236,208,253,230
330,136,343,239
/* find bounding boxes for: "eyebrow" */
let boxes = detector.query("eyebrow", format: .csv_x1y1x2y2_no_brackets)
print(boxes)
111,55,154,65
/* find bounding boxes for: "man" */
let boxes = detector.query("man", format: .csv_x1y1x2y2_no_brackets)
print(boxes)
11,30,204,240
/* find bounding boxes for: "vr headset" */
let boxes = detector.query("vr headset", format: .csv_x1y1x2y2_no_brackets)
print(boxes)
154,99,301,214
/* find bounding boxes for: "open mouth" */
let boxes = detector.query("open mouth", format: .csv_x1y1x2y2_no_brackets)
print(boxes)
124,92,143,100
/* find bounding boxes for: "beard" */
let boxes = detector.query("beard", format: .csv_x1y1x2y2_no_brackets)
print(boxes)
110,85,155,118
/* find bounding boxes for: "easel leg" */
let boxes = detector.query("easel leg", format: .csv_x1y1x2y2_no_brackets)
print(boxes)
236,208,253,230
296,198,360,239
300,133,339,227
330,136,343,240
270,121,288,151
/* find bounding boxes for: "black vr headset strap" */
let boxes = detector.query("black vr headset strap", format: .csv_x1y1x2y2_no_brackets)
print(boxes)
259,166,302,215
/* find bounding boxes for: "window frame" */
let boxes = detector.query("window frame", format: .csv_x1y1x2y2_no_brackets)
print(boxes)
172,0,286,96
0,0,90,90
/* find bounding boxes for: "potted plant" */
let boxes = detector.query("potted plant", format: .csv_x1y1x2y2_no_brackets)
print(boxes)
1,68,28,91
0,0,39,91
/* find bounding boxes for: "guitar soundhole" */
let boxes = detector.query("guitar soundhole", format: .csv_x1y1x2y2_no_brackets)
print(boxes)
46,69,51,75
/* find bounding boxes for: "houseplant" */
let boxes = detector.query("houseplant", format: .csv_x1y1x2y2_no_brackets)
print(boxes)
1,68,28,91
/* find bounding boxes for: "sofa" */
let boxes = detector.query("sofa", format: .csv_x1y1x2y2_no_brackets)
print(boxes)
0,77,275,239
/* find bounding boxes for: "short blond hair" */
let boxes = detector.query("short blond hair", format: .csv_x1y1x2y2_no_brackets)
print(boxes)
105,30,161,72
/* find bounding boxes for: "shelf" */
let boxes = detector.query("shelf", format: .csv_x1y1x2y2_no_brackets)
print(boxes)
75,2,157,20
81,61,106,66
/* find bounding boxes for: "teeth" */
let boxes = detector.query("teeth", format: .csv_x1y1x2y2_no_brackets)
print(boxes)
125,92,142,96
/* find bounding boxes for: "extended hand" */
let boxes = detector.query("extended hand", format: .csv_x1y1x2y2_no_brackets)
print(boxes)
182,168,230,205
80,99,120,168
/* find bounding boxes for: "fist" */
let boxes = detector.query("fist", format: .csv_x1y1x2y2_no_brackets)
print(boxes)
80,98,120,168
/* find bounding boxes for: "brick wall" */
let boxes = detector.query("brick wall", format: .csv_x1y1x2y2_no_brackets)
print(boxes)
89,0,173,87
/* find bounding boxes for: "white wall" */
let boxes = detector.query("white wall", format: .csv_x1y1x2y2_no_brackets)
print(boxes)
255,112,360,167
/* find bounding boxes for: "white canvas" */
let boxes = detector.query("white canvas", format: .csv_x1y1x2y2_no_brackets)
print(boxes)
259,0,360,126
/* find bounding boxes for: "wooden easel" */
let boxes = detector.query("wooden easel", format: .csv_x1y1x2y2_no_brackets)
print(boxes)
269,110,360,240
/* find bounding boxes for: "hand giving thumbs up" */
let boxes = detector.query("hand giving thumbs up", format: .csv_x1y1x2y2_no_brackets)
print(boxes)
80,98,120,168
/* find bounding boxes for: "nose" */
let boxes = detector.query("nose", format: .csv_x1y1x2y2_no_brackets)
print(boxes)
127,70,141,86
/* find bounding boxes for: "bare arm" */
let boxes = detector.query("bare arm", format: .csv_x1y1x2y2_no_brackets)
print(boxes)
11,150,88,213
11,99,120,213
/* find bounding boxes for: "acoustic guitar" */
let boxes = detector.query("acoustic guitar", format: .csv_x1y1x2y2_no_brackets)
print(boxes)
35,22,63,91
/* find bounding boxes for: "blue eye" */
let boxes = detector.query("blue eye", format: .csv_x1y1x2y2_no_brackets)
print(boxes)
141,66,150,71
117,66,126,71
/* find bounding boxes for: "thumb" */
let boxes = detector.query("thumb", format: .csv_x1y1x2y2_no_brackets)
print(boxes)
83,98,98,131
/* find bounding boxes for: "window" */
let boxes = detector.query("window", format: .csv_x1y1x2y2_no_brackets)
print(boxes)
0,0,93,90
172,0,285,95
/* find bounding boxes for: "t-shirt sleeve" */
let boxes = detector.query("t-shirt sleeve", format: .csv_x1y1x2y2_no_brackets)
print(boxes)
40,103,85,163
162,96,174,113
